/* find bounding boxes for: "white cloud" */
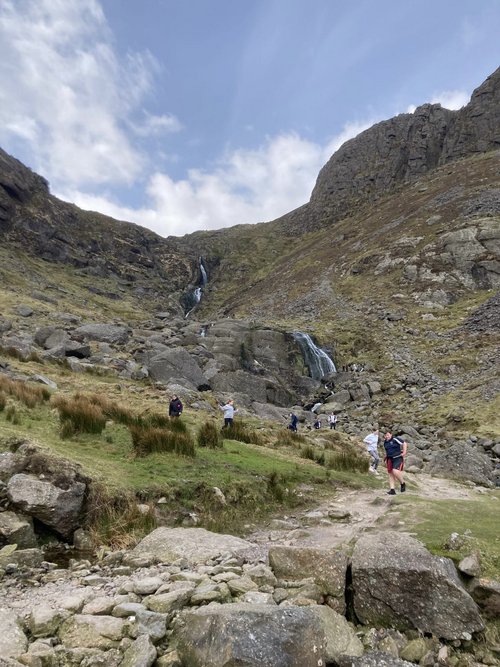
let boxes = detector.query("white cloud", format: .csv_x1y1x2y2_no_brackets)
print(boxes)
61,121,372,237
132,111,183,137
431,89,470,110
0,0,171,188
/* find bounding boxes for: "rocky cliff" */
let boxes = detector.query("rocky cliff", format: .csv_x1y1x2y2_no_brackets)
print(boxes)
279,66,500,233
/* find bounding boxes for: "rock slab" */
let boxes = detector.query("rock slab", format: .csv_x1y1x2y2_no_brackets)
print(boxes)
131,527,252,565
352,531,484,640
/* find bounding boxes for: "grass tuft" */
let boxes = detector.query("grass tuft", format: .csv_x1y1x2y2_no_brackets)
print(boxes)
198,421,223,448
84,482,157,549
53,395,106,436
224,420,263,445
326,449,367,472
129,424,196,458
0,375,51,408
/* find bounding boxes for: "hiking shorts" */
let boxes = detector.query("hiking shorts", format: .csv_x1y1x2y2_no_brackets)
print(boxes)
387,456,404,472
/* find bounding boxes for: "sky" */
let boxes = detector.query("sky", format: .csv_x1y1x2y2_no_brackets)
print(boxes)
0,1,499,238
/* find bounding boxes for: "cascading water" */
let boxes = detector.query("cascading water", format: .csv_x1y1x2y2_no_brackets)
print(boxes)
293,332,336,381
184,258,209,317
200,259,208,286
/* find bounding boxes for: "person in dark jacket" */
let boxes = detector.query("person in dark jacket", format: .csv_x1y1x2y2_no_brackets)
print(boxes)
169,395,183,418
383,430,407,494
288,412,298,432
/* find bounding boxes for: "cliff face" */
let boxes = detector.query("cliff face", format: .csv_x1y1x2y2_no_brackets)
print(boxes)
278,67,500,233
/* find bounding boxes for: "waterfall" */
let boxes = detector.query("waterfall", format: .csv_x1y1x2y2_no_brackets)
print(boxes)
293,332,336,381
199,325,208,337
184,258,209,317
200,258,208,285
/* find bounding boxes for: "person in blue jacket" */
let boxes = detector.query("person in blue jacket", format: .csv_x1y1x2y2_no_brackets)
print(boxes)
383,430,408,495
288,412,298,432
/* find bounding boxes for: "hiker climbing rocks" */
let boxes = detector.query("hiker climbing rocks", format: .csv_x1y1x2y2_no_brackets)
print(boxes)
169,395,183,418
328,412,338,430
383,430,407,494
363,428,380,474
288,412,298,432
220,399,238,428
313,416,322,429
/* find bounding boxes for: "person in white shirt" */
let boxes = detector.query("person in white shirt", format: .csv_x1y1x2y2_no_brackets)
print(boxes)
328,413,338,430
220,399,238,428
363,428,380,474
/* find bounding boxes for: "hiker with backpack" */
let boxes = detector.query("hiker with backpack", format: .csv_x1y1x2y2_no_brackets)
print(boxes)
328,412,338,430
383,430,407,494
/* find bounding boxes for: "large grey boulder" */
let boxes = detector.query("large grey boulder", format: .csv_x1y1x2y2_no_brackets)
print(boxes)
120,635,157,667
75,323,129,345
0,611,28,658
174,603,361,667
352,531,484,639
58,614,127,650
0,510,37,548
131,527,252,565
268,545,348,613
427,442,493,485
146,347,208,390
7,473,86,537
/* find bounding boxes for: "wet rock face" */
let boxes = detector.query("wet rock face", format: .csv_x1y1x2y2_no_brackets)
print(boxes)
351,531,484,640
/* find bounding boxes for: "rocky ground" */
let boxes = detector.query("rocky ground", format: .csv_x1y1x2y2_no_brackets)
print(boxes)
0,472,499,667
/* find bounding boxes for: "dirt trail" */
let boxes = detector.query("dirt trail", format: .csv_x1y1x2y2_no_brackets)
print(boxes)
249,472,484,552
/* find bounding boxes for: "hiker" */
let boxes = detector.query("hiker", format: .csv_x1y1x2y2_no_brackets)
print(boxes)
288,412,298,432
313,416,322,429
220,399,238,428
383,430,407,494
363,428,380,474
328,412,338,430
169,395,183,418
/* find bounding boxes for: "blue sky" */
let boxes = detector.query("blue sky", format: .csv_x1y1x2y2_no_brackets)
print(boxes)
0,0,499,237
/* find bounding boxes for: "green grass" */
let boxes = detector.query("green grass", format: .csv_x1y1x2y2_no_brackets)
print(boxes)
391,494,500,578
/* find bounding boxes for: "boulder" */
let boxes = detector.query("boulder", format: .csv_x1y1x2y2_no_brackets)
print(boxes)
0,611,28,658
427,442,493,485
120,635,157,667
352,531,484,639
174,603,360,667
458,553,481,577
7,473,86,537
268,545,348,613
0,510,37,548
131,527,252,565
28,605,67,637
58,614,127,650
146,348,208,390
74,324,129,345
468,577,500,619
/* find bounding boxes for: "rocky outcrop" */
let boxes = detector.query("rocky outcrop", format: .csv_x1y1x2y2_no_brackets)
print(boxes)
130,527,252,565
0,611,28,658
427,441,494,486
304,67,500,233
7,473,86,538
351,531,484,640
174,603,361,667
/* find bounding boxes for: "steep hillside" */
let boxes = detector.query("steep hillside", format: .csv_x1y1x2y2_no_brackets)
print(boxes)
1,68,499,444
